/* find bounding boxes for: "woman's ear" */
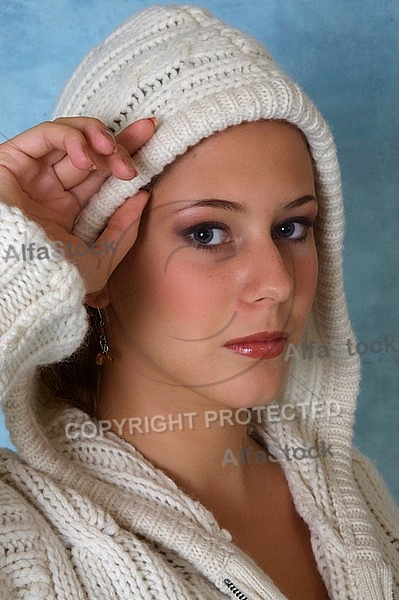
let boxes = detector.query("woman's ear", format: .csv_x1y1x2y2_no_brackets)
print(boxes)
85,287,110,309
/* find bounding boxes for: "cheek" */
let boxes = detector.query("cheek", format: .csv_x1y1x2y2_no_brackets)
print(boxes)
292,245,318,318
114,243,234,336
156,257,234,333
300,254,318,296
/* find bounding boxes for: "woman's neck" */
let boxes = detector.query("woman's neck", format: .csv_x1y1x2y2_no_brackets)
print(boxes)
95,358,271,503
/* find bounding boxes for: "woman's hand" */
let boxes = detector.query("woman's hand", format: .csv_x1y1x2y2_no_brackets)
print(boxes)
0,116,156,305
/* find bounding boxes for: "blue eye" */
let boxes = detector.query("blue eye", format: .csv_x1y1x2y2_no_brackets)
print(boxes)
183,222,230,251
274,218,312,241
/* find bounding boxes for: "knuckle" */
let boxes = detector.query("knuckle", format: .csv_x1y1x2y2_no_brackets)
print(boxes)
89,117,107,129
51,117,67,125
40,119,68,136
0,148,19,169
0,152,10,166
39,120,55,130
53,115,106,130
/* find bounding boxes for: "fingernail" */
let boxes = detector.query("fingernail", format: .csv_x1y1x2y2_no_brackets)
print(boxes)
101,129,118,153
122,153,136,172
148,117,159,130
83,149,96,170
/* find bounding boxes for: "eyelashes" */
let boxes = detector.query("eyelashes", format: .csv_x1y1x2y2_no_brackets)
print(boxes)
272,217,313,242
180,217,314,253
181,221,230,253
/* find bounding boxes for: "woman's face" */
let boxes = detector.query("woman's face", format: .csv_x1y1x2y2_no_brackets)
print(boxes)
107,120,318,409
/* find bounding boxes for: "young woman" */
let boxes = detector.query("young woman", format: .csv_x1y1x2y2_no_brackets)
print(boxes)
0,5,397,599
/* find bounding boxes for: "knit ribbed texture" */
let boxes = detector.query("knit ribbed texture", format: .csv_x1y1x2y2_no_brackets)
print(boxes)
53,4,334,249
1,4,398,599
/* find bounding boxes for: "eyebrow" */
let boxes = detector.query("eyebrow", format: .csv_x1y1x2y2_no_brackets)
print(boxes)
168,195,318,215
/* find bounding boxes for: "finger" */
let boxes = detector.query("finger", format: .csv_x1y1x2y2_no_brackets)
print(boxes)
98,143,137,179
5,121,94,170
53,141,137,193
0,165,30,209
53,116,118,156
66,168,113,207
99,189,149,275
46,117,155,192
55,115,156,156
4,117,122,189
84,190,149,302
116,118,157,154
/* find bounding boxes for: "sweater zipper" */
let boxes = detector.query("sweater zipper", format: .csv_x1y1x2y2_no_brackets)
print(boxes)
223,577,248,600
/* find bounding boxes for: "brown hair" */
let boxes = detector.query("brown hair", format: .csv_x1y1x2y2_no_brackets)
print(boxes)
39,304,100,417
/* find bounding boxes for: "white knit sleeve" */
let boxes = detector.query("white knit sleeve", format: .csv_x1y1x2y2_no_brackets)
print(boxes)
0,201,88,404
352,447,399,593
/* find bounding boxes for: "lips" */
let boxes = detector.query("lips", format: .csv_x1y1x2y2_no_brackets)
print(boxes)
223,331,288,359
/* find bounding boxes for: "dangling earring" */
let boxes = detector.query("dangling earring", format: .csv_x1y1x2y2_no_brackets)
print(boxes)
95,307,113,365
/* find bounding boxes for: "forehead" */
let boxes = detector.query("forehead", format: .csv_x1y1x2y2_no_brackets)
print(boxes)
148,119,315,210
172,118,308,157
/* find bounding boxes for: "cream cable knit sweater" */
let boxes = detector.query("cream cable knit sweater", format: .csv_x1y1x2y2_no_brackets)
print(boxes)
0,201,398,598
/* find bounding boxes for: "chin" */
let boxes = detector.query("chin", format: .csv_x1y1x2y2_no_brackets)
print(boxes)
198,369,287,411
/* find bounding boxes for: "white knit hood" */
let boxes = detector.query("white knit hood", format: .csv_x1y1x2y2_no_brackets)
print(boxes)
1,5,396,599
52,3,363,548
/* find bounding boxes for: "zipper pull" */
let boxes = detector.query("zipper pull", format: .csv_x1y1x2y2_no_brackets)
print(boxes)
223,577,248,600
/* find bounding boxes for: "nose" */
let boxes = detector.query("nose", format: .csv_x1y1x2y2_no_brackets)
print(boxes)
238,236,294,306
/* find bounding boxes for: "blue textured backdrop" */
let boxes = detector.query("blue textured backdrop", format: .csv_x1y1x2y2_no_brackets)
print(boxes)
0,0,398,501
